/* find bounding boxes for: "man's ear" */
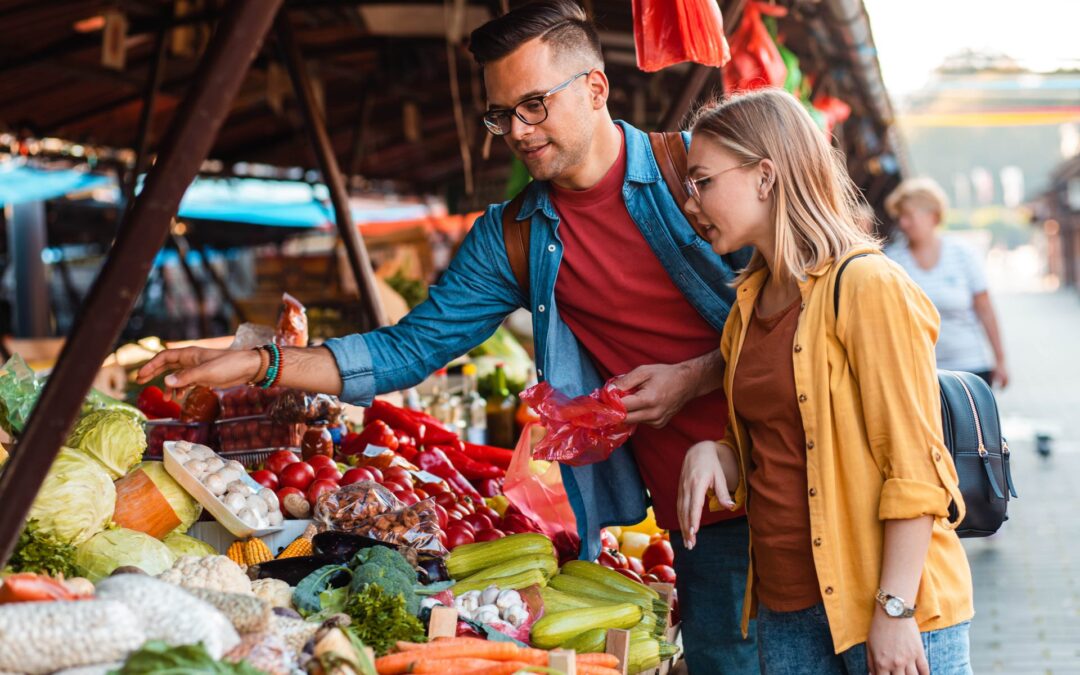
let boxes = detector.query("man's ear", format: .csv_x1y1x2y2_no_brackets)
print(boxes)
587,69,609,109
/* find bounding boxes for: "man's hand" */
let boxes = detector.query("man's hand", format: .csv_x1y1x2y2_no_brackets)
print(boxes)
137,347,262,392
615,362,699,428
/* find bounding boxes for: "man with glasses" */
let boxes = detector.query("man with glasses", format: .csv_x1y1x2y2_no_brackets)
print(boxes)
139,2,753,671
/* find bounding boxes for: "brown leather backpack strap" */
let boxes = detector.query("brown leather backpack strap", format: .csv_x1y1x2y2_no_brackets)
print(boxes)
650,130,707,239
501,191,531,299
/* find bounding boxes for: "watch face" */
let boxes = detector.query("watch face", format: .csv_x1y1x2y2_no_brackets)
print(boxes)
885,597,906,617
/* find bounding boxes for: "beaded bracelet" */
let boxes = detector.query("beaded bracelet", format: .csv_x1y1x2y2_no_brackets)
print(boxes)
247,347,269,386
258,343,281,390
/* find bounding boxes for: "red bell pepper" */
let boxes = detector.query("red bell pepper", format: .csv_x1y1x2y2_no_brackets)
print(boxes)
439,446,505,481
462,442,514,470
415,449,482,500
396,441,419,464
356,419,399,452
476,477,503,498
136,386,182,419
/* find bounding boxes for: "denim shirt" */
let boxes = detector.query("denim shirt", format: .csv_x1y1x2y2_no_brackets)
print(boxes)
326,120,747,560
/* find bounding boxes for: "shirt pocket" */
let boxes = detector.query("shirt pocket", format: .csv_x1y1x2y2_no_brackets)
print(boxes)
679,238,730,287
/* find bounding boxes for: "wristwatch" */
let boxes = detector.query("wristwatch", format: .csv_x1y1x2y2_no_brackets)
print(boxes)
875,588,916,618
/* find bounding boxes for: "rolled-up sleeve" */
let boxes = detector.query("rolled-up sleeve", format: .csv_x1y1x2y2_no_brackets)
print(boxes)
839,261,963,523
325,205,523,405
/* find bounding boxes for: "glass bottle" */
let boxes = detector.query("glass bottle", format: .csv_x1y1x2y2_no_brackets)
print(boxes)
486,363,517,448
301,421,334,462
460,363,488,444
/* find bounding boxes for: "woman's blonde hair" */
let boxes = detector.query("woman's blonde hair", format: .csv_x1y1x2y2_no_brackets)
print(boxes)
884,177,948,221
690,88,879,284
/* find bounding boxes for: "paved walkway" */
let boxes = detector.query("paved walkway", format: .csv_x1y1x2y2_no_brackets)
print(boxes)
964,288,1080,674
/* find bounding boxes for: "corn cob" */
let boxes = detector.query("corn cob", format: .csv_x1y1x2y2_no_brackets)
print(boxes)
446,533,554,579
530,603,643,650
227,540,248,566
561,560,661,600
452,567,548,595
276,534,314,559
244,538,273,565
459,553,558,585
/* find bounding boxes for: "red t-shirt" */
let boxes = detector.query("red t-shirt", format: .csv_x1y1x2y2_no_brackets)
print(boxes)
550,131,741,531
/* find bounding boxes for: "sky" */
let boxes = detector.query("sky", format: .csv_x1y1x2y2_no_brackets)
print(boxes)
863,0,1080,97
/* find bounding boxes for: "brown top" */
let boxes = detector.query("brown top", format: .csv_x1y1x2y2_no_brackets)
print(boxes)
733,294,821,612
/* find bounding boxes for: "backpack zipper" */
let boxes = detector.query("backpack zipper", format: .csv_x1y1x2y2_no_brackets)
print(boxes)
1002,438,1018,498
953,373,1005,500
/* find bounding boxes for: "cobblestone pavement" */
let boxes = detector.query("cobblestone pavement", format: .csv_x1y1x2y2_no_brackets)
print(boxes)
964,288,1080,674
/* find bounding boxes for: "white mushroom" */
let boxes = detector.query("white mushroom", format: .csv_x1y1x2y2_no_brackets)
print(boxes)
216,468,243,485
266,510,283,527
495,589,523,611
204,473,228,496
245,495,269,516
236,508,264,530
224,493,247,513
204,457,225,474
258,489,279,512
225,460,246,474
188,445,215,460
184,459,208,478
227,482,255,497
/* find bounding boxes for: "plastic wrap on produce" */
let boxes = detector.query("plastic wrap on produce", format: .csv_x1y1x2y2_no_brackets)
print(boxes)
314,482,446,556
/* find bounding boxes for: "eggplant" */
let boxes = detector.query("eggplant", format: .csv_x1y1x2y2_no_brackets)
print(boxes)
249,555,342,586
313,531,394,560
416,555,450,584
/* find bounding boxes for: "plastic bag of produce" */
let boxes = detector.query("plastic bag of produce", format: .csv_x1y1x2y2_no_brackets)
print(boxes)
75,528,176,582
29,447,117,545
66,409,147,479
162,531,217,558
314,482,446,556
722,1,789,92
275,293,308,347
113,462,202,538
502,423,578,543
519,379,636,466
0,354,42,435
632,0,730,72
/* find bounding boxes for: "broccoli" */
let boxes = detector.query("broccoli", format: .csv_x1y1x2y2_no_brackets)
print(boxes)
348,547,419,615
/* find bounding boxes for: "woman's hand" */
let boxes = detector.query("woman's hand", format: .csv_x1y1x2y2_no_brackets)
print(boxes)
866,609,929,675
137,347,262,392
992,360,1009,389
677,441,735,550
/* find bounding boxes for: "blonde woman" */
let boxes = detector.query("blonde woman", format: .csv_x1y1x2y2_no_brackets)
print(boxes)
677,88,974,674
885,178,1008,389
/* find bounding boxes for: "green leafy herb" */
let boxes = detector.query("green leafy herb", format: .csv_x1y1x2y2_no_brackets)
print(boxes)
109,641,265,674
343,584,426,656
5,520,78,578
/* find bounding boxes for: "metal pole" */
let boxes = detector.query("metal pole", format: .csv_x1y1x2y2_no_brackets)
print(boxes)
0,0,284,569
196,243,249,325
7,201,50,337
171,233,211,338
275,14,387,329
125,26,170,206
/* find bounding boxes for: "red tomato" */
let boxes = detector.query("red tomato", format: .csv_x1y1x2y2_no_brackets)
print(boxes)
448,505,471,521
449,518,475,534
381,481,408,494
422,481,448,495
438,530,448,549
642,573,661,584
432,504,449,530
306,455,337,474
366,467,384,483
413,488,429,501
628,556,646,576
265,450,299,475
642,540,675,571
340,467,374,486
434,492,458,510
646,564,677,585
500,514,538,534
597,550,623,570
457,496,478,514
307,479,339,506
473,528,506,542
463,513,494,532
476,505,502,523
249,470,279,491
615,568,645,584
315,467,343,483
279,462,316,491
396,491,420,506
446,525,475,549
382,466,411,486
600,529,620,550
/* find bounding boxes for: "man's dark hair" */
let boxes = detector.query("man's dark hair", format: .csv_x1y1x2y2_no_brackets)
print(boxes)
468,0,603,67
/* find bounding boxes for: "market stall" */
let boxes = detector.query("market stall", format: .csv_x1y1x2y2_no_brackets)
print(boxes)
0,1,903,673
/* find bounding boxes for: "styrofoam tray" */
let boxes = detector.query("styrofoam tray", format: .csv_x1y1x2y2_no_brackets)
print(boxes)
164,440,284,538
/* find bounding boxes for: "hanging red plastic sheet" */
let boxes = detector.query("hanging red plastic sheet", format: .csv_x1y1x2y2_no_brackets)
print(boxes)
812,94,853,138
722,1,789,92
632,0,731,72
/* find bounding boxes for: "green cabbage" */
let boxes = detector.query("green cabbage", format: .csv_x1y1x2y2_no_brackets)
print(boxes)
28,447,116,545
75,528,176,582
161,531,216,558
135,461,202,533
66,409,147,479
82,387,147,423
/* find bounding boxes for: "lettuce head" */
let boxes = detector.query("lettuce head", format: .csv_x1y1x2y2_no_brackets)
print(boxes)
29,447,117,545
75,527,176,582
66,410,147,479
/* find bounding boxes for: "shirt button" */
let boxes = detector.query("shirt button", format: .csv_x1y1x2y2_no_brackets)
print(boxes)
807,440,815,450
824,586,834,595
808,488,817,497
538,305,546,313
547,244,557,253
798,394,808,403
934,452,942,461
813,537,822,547
794,344,802,353
800,303,806,309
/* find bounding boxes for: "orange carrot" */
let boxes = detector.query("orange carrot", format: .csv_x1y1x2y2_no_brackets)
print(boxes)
576,666,622,675
468,661,539,675
409,658,504,673
394,637,488,652
578,652,622,669
375,641,532,674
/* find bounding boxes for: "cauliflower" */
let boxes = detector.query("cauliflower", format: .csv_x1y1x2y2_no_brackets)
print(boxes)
251,578,294,609
157,555,252,595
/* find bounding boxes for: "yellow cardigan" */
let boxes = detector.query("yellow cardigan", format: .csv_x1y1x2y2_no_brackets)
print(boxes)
719,248,974,653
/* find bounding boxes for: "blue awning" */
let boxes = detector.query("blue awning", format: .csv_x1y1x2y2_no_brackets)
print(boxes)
0,163,111,207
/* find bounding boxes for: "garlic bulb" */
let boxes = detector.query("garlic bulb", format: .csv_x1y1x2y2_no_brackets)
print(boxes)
480,585,501,607
495,589,522,611
504,604,529,628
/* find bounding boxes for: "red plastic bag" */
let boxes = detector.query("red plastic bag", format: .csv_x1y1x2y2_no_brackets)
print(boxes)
502,423,577,542
632,0,730,72
275,293,308,347
722,1,789,92
518,379,636,467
